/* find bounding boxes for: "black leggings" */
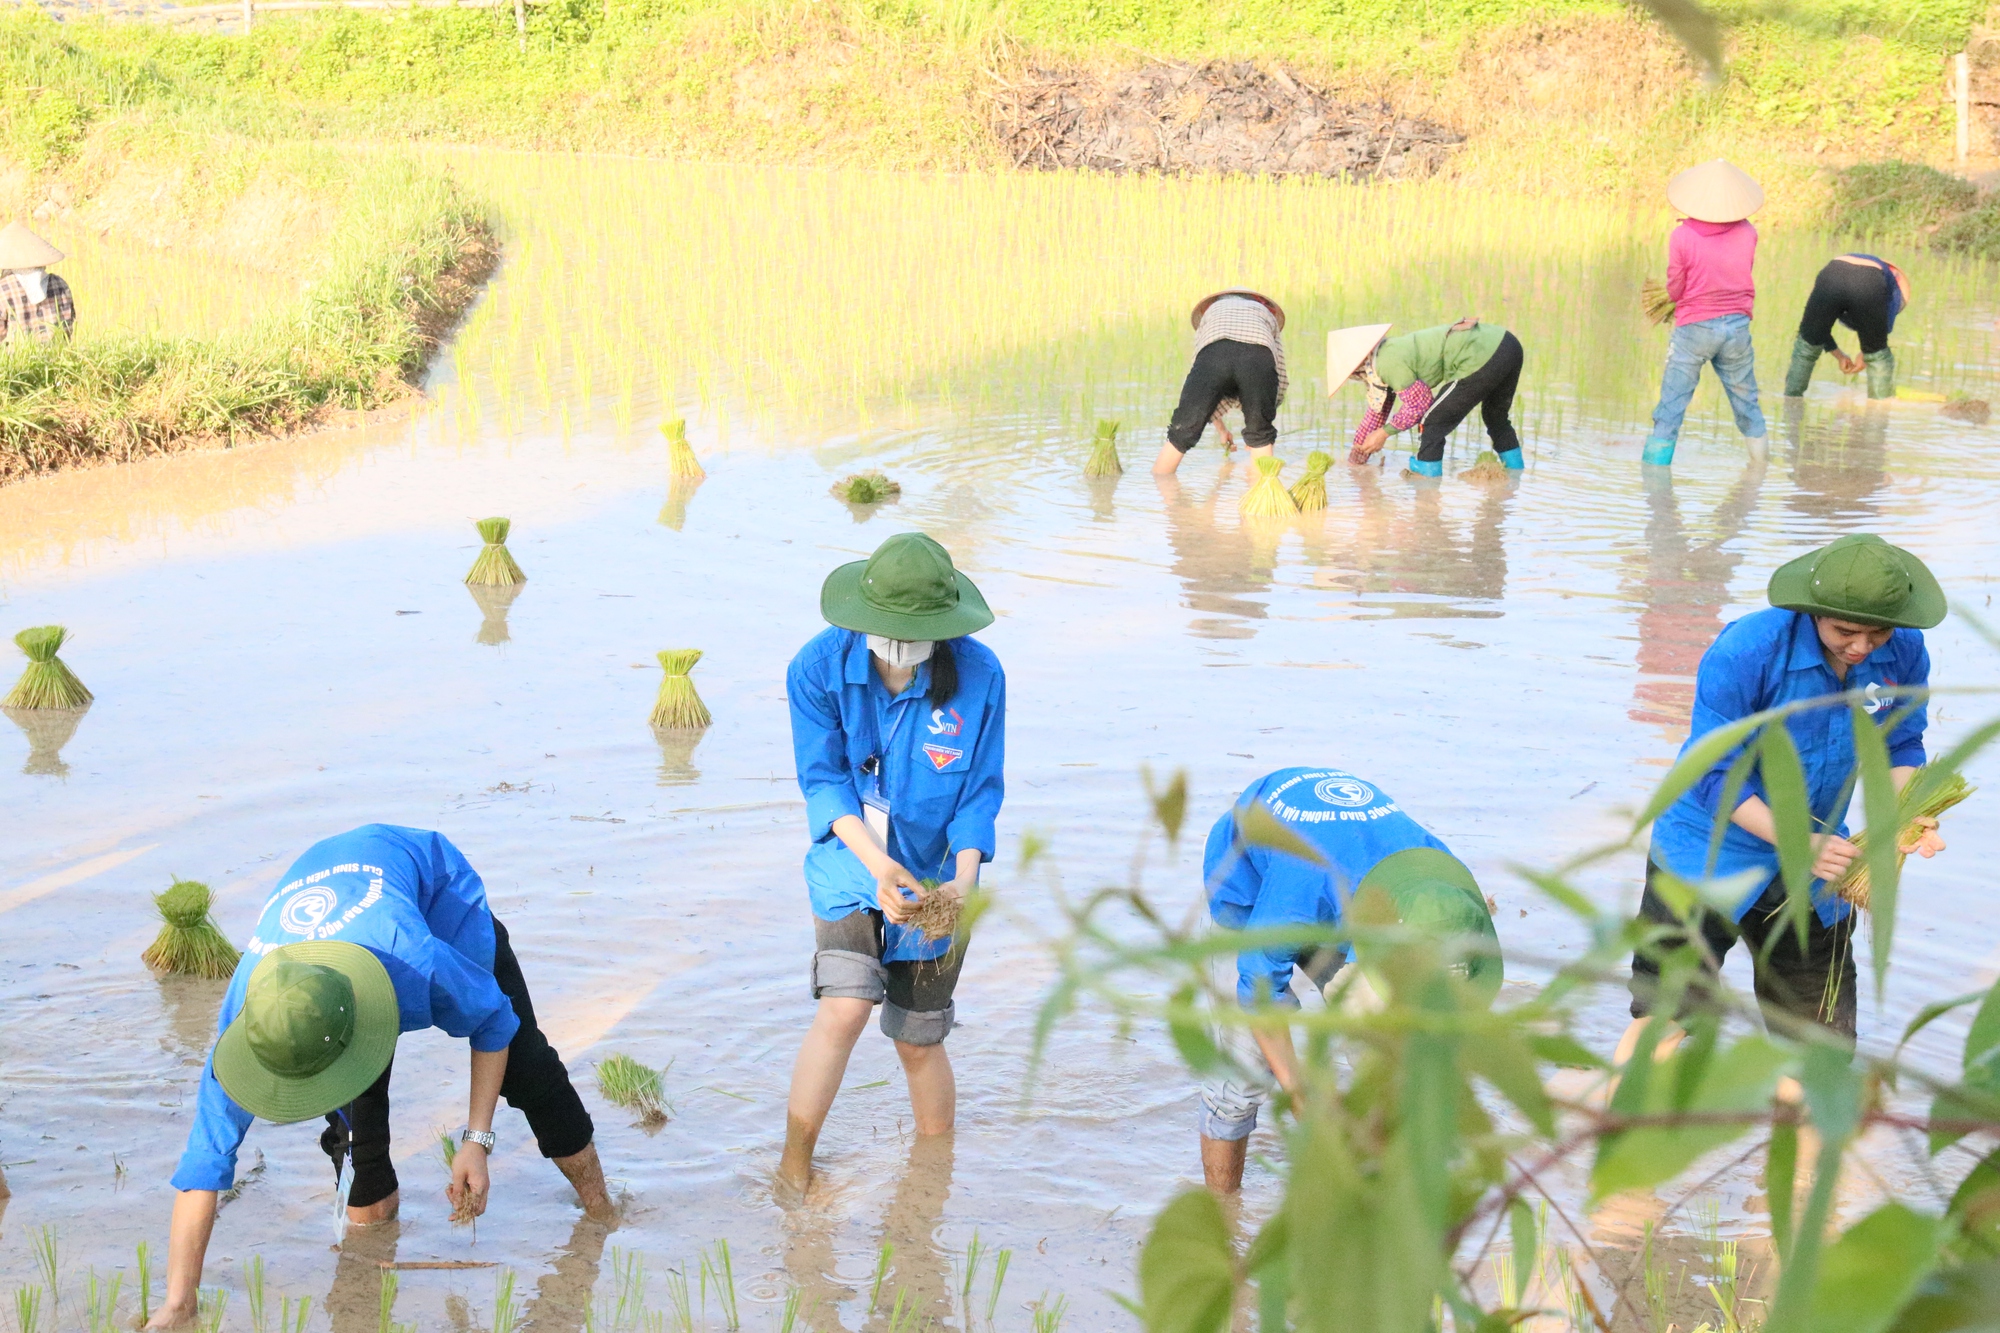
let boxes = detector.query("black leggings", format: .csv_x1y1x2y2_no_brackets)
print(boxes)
1627,862,1856,1044
1799,260,1893,355
323,917,594,1208
1415,331,1523,462
1167,339,1280,451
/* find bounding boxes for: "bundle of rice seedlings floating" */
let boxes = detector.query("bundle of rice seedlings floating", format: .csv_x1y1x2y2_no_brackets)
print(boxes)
907,879,961,945
464,518,526,587
1640,279,1675,326
1083,420,1122,478
1239,457,1299,519
141,879,241,979
650,650,711,730
1289,451,1332,511
595,1053,670,1126
663,419,705,481
3,627,92,710
1458,450,1511,483
1833,770,1974,909
831,472,902,506
465,583,523,646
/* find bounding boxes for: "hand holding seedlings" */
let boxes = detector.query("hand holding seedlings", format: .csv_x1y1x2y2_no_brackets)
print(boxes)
446,1143,490,1224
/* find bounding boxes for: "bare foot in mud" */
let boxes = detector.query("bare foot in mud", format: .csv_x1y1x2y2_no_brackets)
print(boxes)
347,1189,400,1226
775,1114,818,1203
554,1144,616,1221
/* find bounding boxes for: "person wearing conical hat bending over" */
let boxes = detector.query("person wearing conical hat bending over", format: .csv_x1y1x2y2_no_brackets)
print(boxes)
1198,768,1500,1193
1784,254,1912,401
779,533,1005,1194
145,826,611,1330
1331,319,1525,477
1616,536,1948,1069
0,221,75,343
1151,290,1288,474
1642,160,1769,467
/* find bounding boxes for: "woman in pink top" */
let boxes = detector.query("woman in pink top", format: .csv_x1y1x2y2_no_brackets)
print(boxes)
1643,161,1769,467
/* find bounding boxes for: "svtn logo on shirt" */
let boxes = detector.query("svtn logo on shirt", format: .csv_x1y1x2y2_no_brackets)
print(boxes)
928,707,963,736
1863,680,1894,715
921,743,964,772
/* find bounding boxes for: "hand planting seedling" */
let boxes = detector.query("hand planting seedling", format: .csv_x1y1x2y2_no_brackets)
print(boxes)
662,418,705,480
1289,450,1331,510
464,518,526,587
141,880,242,979
1238,455,1298,518
593,1053,671,1127
1084,420,1122,478
831,471,901,505
4,626,91,710
649,650,711,730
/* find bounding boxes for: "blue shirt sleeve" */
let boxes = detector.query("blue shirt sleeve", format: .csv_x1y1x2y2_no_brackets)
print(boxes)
789,647,864,842
1885,634,1930,769
171,1058,254,1192
1686,632,1772,816
426,941,521,1052
944,666,1006,862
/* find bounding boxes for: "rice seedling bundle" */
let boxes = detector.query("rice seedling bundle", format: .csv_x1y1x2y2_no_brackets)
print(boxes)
594,1053,670,1125
464,518,526,587
1083,420,1122,478
141,879,242,979
650,649,712,730
908,879,961,944
1239,456,1299,519
3,626,92,710
1833,770,1974,909
1289,451,1332,511
1640,278,1675,326
1458,450,1511,482
832,472,902,505
662,419,705,480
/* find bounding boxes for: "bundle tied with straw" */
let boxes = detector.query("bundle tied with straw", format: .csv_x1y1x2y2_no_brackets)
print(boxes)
1289,451,1332,511
1832,769,1974,909
663,419,705,480
832,472,901,505
650,649,712,730
594,1053,671,1126
1641,279,1676,327
1239,456,1299,519
464,518,526,587
4,626,92,710
1083,420,1122,478
141,879,242,979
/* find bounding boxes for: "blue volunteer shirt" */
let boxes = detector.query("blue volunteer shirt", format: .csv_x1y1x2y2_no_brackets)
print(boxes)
1649,607,1929,924
1202,768,1451,1007
787,627,1005,962
171,825,520,1192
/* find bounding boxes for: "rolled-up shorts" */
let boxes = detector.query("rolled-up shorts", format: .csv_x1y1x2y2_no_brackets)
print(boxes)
1198,946,1346,1142
810,908,964,1047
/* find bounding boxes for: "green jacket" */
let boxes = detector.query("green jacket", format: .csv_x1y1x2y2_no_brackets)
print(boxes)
1373,322,1507,392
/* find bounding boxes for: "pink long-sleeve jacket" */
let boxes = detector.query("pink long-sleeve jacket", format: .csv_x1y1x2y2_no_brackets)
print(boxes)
1666,218,1757,327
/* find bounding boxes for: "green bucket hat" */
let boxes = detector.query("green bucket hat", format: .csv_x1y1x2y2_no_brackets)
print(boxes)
1767,533,1944,630
1354,847,1502,1002
213,942,399,1123
821,532,994,641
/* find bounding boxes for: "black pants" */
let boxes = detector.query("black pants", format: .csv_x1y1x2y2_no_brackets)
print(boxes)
1627,863,1857,1044
1167,339,1280,451
1415,331,1523,463
325,917,594,1208
1799,260,1893,355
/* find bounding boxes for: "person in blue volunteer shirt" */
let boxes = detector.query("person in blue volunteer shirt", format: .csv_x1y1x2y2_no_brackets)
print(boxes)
778,532,1005,1195
1197,768,1499,1194
1621,534,1948,1062
144,826,610,1331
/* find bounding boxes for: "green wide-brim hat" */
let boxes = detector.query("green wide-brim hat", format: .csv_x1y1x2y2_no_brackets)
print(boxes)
821,531,994,640
213,942,399,1123
1767,533,1944,629
1355,847,1502,1001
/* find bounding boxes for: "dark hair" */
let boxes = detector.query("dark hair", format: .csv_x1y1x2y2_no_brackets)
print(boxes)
929,639,958,706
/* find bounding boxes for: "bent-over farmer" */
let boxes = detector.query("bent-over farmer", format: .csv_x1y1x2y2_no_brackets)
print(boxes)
780,532,1005,1194
1198,767,1500,1193
146,825,610,1331
1331,319,1525,477
1784,254,1911,400
1152,289,1288,475
1618,535,1947,1065
0,220,75,343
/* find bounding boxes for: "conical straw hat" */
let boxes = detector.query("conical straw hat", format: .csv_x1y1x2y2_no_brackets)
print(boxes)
1325,324,1393,393
1666,159,1764,224
0,221,62,270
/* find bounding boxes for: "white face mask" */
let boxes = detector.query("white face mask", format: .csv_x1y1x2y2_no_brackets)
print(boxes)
14,268,47,305
867,635,935,669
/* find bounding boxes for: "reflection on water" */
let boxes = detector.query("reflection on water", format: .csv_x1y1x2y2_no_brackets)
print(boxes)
3,704,88,777
1157,466,1276,637
466,582,524,646
651,726,706,787
1785,401,1893,526
657,475,705,532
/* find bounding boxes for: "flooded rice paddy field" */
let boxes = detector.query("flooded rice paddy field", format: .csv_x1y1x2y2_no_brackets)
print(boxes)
4,155,2000,1329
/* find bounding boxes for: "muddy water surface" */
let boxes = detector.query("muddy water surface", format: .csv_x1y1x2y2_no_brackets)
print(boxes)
4,156,2000,1331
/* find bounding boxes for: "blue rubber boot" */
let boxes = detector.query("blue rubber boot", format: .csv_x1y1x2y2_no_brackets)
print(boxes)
1406,457,1443,477
1641,438,1676,466
1497,447,1524,470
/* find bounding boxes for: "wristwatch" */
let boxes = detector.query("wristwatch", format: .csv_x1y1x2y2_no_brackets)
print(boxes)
460,1128,497,1153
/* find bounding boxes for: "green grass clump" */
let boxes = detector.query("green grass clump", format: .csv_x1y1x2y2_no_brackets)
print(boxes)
662,418,705,480
832,471,901,505
594,1053,670,1125
1239,456,1298,519
1289,450,1331,511
141,879,241,979
1829,161,1978,241
1459,449,1511,482
3,626,92,710
650,649,711,730
1083,419,1122,478
464,517,527,587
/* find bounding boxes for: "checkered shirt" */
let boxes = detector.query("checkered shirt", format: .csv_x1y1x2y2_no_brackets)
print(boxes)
0,272,77,344
1194,296,1287,406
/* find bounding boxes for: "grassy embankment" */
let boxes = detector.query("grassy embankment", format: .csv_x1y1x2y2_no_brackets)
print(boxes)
0,14,494,482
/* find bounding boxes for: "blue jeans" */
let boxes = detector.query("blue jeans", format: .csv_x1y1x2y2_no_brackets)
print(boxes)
1647,314,1766,463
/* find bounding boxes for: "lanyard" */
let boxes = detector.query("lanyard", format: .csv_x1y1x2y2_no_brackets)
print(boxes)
862,678,921,807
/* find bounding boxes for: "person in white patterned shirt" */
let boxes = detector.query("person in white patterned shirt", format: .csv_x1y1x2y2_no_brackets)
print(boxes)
1151,289,1287,475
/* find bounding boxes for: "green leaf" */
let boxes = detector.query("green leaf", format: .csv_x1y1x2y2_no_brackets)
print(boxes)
1769,1117,1798,1262
1591,1036,1788,1201
1758,723,1818,953
1402,973,1460,1234
1888,1257,2000,1332
1145,767,1189,846
1800,1203,1946,1333
1965,982,2000,1072
1507,1199,1539,1307
1463,1030,1555,1138
1255,1256,1289,1333
1289,1116,1441,1333
1802,1041,1861,1145
1138,1190,1237,1333
1235,800,1329,867
1851,702,1901,1003
1930,1049,2000,1155
1897,991,1985,1059
1526,1033,1605,1070
1167,987,1226,1076
1633,711,1770,830
1946,1148,2000,1259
